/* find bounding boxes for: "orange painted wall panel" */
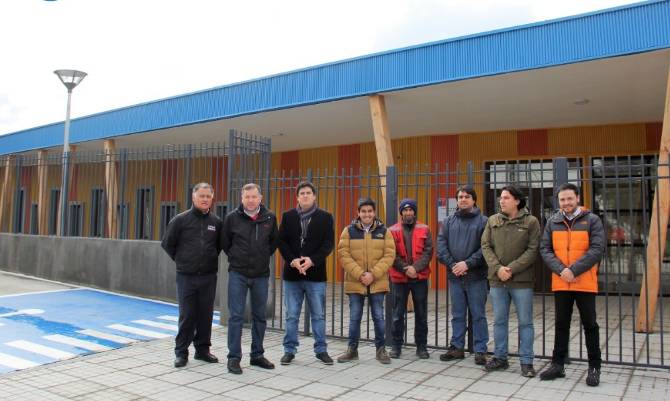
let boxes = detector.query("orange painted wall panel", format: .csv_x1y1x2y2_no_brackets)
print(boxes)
646,122,663,152
547,123,647,156
518,129,548,156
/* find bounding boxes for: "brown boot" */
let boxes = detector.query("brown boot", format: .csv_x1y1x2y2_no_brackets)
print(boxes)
337,346,359,363
376,347,391,364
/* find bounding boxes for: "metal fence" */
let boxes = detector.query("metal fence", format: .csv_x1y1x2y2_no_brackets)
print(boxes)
264,156,669,368
0,130,270,240
0,144,668,367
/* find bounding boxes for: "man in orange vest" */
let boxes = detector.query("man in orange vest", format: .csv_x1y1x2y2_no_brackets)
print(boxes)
388,198,433,359
539,183,605,386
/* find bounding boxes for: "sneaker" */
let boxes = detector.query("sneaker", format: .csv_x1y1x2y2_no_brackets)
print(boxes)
337,346,358,363
316,352,333,365
586,367,601,387
474,352,487,366
389,347,401,359
280,353,294,365
484,357,509,372
376,347,391,364
416,347,430,359
439,345,465,361
539,363,566,381
520,364,536,378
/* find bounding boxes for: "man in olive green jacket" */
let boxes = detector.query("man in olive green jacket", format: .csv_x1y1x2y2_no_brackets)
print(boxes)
337,197,395,364
481,185,540,377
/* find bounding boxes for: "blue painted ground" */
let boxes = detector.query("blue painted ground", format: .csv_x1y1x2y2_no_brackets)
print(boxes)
0,288,219,373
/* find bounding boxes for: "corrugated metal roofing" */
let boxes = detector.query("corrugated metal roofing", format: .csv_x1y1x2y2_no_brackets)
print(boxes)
1,0,669,155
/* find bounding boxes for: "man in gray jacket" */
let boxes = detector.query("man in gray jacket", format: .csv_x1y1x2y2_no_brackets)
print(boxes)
437,186,489,365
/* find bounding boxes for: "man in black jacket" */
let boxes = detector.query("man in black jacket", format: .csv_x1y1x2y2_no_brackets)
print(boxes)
161,182,223,368
222,183,278,374
278,181,335,366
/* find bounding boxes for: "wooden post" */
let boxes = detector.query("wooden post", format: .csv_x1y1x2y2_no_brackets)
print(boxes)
369,94,394,207
37,150,49,235
104,139,119,239
0,156,13,232
636,65,670,333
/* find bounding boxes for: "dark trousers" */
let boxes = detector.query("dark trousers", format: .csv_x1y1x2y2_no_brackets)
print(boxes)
391,280,428,348
175,272,217,357
552,291,601,368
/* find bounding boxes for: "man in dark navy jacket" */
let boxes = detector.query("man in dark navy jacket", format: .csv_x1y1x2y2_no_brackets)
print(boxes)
278,181,335,365
162,182,223,368
437,185,489,365
222,183,278,374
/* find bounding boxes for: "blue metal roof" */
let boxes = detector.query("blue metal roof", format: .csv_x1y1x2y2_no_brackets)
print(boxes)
2,0,669,155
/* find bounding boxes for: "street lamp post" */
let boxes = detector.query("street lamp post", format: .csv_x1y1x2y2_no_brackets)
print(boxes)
54,69,86,236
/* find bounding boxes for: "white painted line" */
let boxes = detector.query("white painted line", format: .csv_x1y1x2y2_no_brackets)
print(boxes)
0,309,44,318
107,324,171,339
132,320,178,331
43,335,112,352
0,352,39,369
157,314,219,327
6,340,77,360
78,329,137,345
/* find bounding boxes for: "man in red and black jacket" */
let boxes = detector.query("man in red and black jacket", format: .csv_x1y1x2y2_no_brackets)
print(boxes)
388,198,433,359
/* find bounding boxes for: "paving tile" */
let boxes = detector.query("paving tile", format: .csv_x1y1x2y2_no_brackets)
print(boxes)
256,375,311,391
147,386,212,401
292,382,349,399
333,388,397,401
155,370,212,386
224,384,283,401
402,385,459,401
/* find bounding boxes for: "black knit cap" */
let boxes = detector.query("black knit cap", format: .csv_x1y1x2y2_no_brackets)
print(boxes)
399,198,417,214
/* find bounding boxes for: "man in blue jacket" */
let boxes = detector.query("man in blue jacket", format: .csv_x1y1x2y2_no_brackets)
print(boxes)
437,186,489,365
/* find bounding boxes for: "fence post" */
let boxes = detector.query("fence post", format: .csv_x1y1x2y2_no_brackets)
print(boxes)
118,149,128,239
184,144,193,208
467,161,474,186
303,168,313,336
553,158,569,209
385,165,398,346
13,156,23,233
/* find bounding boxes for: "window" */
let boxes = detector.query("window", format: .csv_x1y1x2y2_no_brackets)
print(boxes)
117,203,129,239
135,187,154,240
68,202,84,237
48,189,60,235
13,188,25,233
215,202,227,219
89,188,105,237
29,203,38,235
159,202,178,240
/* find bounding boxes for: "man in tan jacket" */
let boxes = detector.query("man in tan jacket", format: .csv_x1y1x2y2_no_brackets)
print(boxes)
337,197,395,364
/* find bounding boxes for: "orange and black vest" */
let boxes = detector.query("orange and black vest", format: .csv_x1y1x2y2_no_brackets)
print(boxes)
543,210,605,293
389,222,431,283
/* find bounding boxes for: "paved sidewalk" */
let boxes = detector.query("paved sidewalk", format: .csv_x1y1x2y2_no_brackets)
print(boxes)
0,326,667,401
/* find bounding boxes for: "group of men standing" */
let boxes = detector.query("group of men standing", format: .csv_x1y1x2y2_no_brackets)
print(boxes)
161,179,605,387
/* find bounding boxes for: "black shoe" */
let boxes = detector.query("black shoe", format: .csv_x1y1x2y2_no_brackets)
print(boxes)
174,356,188,368
586,367,600,387
416,347,429,359
194,352,219,363
316,352,334,365
280,353,294,365
484,357,509,372
250,356,275,369
227,358,242,374
474,352,487,366
389,347,401,359
439,345,465,361
540,363,565,381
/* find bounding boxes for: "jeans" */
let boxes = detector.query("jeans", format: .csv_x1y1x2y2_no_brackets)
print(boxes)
348,292,386,348
449,279,489,353
175,273,217,357
490,286,534,364
391,281,428,348
552,291,601,368
283,280,327,355
227,270,269,360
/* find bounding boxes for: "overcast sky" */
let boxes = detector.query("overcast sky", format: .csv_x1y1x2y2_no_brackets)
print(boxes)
0,0,639,136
